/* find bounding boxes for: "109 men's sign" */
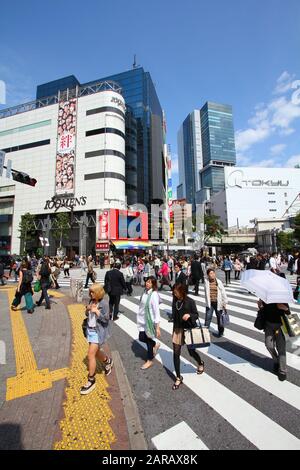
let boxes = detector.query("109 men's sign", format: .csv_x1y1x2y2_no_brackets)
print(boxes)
44,196,87,212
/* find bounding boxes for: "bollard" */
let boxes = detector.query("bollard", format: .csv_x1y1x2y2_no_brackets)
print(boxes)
76,279,84,303
70,278,77,298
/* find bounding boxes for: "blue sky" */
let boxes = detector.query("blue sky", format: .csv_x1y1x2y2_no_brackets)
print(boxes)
1,0,300,196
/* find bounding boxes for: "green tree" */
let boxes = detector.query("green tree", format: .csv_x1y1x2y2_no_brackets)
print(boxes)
294,212,300,244
52,212,71,249
204,214,226,242
276,231,295,252
18,213,36,255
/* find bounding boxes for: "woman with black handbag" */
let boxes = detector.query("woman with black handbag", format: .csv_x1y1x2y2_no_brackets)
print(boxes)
171,284,204,390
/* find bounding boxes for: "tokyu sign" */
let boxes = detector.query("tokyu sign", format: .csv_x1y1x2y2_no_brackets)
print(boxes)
227,170,289,189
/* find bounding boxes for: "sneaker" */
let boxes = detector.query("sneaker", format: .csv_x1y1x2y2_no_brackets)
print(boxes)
278,372,287,382
104,357,114,376
80,377,96,395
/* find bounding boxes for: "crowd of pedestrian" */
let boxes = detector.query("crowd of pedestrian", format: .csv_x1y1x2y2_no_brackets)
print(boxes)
1,248,299,394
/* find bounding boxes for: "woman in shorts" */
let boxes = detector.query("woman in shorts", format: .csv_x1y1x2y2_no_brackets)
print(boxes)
81,284,113,395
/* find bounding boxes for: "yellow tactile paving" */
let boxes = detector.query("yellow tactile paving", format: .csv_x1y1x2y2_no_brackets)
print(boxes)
48,290,66,298
5,289,69,401
54,304,116,450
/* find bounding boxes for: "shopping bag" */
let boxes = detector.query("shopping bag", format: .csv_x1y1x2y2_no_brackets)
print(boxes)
220,309,230,327
184,325,211,349
281,314,300,338
34,280,41,293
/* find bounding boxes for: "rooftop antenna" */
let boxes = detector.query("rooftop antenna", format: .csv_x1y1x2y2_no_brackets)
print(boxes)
133,54,140,69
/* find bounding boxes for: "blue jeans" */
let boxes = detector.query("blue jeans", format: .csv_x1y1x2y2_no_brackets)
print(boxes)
205,302,224,334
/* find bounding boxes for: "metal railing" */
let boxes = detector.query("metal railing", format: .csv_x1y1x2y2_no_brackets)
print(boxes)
0,80,123,119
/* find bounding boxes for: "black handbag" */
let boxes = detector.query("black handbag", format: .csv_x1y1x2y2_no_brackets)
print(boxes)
254,309,266,331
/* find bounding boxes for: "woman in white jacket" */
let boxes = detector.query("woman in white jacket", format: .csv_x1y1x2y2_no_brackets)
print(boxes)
137,276,161,370
204,268,228,337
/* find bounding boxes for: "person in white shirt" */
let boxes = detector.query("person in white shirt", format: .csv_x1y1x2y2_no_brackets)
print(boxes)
124,261,134,296
269,253,278,271
154,256,161,279
137,276,161,370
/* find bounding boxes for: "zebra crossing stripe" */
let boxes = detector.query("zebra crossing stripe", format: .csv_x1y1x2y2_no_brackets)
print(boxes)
151,421,209,450
121,298,300,412
115,307,300,450
156,291,300,372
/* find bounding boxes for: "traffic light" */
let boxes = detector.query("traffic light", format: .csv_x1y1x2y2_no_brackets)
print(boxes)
12,171,37,186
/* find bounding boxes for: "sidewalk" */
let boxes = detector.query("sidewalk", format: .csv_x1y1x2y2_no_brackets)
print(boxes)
0,285,133,450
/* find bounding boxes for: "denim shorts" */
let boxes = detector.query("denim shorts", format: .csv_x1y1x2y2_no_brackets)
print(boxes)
87,328,99,344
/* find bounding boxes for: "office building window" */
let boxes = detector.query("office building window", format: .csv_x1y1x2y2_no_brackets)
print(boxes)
85,127,125,139
2,139,50,153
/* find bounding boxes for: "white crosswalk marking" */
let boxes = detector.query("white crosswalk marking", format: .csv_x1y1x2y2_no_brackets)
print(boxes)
156,290,300,372
121,298,300,411
111,277,300,450
115,311,300,450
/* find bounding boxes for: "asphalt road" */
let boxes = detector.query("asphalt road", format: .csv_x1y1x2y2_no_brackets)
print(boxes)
107,272,300,450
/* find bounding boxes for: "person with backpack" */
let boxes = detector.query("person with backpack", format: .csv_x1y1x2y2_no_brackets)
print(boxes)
51,260,61,289
36,257,51,310
137,276,161,370
222,256,233,285
63,257,70,277
11,260,34,314
84,256,95,289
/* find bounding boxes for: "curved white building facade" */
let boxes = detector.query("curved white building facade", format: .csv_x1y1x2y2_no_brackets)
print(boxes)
0,82,128,255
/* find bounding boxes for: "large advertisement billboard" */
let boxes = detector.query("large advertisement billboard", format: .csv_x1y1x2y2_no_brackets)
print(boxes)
55,98,77,195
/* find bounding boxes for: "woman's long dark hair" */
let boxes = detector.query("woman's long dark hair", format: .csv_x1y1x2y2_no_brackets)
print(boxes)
146,276,158,291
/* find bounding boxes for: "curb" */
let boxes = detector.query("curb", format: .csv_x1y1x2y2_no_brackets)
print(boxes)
111,350,148,450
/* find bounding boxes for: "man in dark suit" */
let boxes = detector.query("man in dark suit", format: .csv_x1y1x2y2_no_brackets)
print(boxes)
104,262,126,320
191,255,204,296
173,263,188,290
168,263,188,323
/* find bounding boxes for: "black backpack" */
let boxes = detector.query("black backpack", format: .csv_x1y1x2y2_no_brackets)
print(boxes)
40,263,50,278
23,270,33,284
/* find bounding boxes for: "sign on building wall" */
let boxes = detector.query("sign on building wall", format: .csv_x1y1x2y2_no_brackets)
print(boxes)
55,98,77,195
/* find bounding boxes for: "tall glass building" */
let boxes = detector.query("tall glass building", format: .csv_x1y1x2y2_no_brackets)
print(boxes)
177,101,236,205
177,110,203,205
200,102,236,194
36,68,166,208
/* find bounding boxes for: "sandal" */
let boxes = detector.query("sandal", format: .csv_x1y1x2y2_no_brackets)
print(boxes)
172,376,183,390
197,362,205,375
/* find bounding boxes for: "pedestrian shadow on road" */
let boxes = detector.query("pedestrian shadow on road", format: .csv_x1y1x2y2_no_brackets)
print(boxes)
215,340,275,372
0,423,24,450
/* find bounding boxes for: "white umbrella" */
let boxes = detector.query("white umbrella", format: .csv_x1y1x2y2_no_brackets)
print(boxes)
240,270,294,304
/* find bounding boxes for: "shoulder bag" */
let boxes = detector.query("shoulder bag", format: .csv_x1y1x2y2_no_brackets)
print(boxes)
254,309,266,331
184,323,211,349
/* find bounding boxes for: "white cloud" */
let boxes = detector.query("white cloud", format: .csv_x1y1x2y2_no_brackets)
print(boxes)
270,144,286,156
253,159,279,168
235,71,300,155
273,71,296,95
235,125,272,152
285,155,300,167
270,96,300,129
